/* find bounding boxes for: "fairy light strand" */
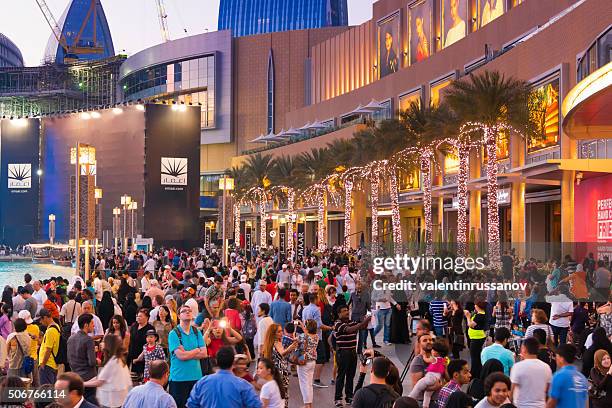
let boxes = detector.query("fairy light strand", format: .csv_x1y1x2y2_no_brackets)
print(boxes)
343,179,353,251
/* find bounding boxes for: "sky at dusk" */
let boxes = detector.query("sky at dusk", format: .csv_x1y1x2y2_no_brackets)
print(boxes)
1,0,376,66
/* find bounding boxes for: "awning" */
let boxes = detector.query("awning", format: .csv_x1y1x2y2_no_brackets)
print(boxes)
306,120,329,130
562,61,612,139
362,99,386,112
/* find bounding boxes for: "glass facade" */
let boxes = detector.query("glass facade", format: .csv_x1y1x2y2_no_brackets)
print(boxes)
44,0,115,64
0,34,23,68
218,0,348,37
121,55,216,129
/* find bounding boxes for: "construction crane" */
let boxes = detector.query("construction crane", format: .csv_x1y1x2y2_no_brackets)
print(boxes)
155,0,171,42
35,0,104,62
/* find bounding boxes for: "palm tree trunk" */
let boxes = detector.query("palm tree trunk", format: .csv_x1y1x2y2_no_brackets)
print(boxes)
371,174,380,256
316,189,326,252
457,145,470,257
343,180,353,252
421,156,434,256
234,203,241,248
259,199,267,249
287,189,295,258
485,126,501,267
389,170,402,255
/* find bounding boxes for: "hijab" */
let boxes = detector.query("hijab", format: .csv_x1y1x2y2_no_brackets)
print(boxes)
594,349,610,374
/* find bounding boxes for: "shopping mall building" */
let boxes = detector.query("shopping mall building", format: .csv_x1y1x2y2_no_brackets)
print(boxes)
115,0,611,258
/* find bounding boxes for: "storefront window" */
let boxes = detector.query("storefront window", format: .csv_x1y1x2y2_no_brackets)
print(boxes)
444,150,459,174
373,100,392,121
399,168,420,191
399,91,421,114
430,78,452,107
200,174,221,196
527,78,560,153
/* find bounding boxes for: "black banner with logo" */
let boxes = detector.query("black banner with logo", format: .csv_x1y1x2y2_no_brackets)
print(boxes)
245,224,252,261
297,222,305,259
0,119,40,246
144,104,200,248
279,224,286,254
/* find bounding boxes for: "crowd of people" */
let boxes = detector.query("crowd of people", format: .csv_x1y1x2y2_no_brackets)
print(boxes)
0,245,608,408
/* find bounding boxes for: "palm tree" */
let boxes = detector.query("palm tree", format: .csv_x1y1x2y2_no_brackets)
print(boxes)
242,153,275,247
401,100,449,256
445,71,532,266
270,156,299,257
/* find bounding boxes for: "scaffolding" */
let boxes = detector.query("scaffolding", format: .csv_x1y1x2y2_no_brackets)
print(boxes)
0,55,125,118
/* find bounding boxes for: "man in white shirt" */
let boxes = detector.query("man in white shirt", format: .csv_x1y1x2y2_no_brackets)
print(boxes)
256,303,273,355
239,275,251,301
546,289,574,347
60,292,82,325
142,257,156,273
251,281,272,324
70,301,104,339
141,271,152,293
32,280,47,315
510,337,552,408
276,264,291,286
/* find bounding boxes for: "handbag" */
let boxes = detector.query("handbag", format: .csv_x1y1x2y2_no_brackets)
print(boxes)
16,339,34,375
453,333,465,346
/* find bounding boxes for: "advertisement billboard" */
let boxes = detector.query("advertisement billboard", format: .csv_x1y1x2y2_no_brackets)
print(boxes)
378,12,401,78
442,0,468,48
409,0,432,65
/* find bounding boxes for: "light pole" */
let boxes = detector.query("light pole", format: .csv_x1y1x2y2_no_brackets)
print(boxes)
70,143,96,277
113,207,121,255
128,201,138,241
94,188,103,251
219,176,234,266
48,214,56,244
120,194,132,253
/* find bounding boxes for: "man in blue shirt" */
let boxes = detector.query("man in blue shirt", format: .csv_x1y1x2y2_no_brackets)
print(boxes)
269,288,292,328
187,346,261,408
168,305,208,408
547,343,588,408
124,361,177,408
481,328,515,376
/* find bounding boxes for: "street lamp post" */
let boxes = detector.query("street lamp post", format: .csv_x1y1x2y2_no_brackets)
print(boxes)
128,201,138,241
113,207,121,255
48,214,56,244
70,143,96,277
219,176,234,266
94,188,103,251
120,195,132,253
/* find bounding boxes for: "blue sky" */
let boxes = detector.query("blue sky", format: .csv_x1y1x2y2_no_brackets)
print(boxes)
1,0,375,66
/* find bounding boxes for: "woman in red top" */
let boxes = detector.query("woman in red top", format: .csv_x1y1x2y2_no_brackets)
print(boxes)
203,318,243,358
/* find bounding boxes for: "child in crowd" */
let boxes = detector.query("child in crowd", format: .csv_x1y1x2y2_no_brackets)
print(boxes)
408,338,449,408
135,329,166,382
282,321,304,367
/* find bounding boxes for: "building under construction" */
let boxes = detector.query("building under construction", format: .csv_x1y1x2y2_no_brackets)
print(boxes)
0,0,120,118
0,56,123,118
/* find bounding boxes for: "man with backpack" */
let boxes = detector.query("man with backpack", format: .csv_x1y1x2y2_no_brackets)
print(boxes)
351,356,399,408
38,308,64,385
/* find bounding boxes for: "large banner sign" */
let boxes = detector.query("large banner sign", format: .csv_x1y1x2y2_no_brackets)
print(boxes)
297,223,305,258
574,174,612,260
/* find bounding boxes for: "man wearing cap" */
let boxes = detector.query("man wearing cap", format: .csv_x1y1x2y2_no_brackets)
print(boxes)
183,287,199,317
19,310,40,386
251,280,272,325
67,313,98,404
276,264,291,286
38,308,61,385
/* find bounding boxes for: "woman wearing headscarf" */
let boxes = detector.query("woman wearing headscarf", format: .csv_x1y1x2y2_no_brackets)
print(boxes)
560,263,589,299
122,292,138,326
98,291,115,331
467,358,504,403
582,327,612,376
589,349,612,408
446,391,475,408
